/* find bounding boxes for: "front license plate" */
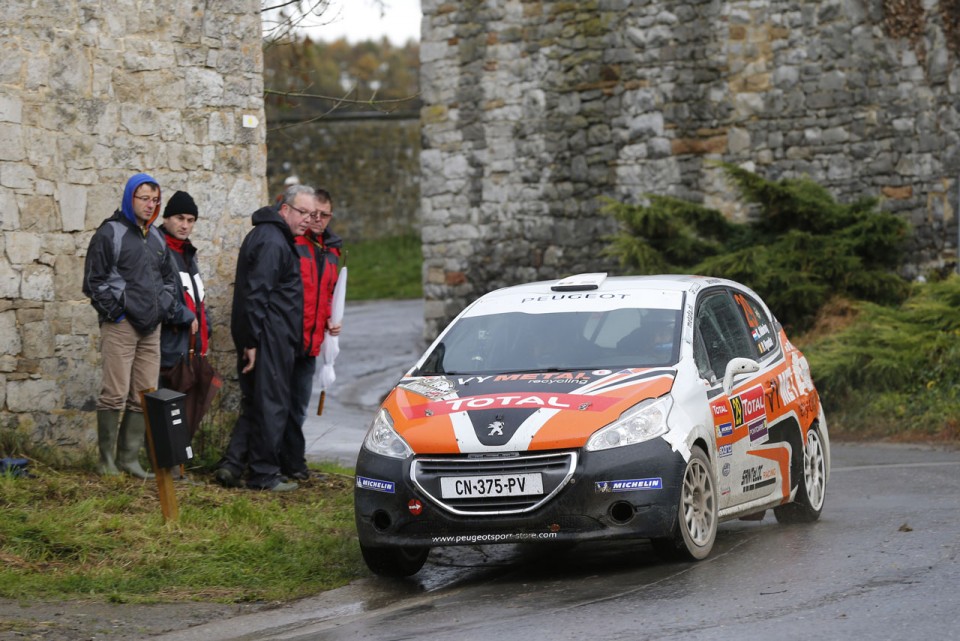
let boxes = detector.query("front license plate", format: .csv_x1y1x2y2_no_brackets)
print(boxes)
440,473,543,498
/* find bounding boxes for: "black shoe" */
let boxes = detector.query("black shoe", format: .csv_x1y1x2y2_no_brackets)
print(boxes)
269,480,299,492
214,467,243,488
247,479,299,492
288,470,310,481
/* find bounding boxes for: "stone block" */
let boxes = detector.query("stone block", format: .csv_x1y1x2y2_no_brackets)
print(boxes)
0,161,35,189
0,122,26,161
119,104,162,136
0,256,19,298
0,310,21,355
54,334,93,360
76,100,119,136
18,194,56,232
6,378,60,412
882,185,913,200
21,265,54,301
49,41,90,94
57,183,88,232
185,67,225,107
0,187,19,230
5,232,41,264
54,254,85,301
0,95,22,124
21,320,53,359
728,127,751,154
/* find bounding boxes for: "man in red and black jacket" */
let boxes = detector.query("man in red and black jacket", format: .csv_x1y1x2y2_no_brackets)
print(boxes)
281,188,343,480
159,191,210,381
158,191,212,481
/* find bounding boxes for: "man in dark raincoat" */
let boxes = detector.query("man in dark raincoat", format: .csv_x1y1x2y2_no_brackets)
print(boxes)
215,184,314,491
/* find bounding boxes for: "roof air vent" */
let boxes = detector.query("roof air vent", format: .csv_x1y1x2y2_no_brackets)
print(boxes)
551,272,608,292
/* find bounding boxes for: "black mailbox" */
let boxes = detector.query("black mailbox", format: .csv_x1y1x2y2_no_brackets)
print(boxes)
143,388,192,468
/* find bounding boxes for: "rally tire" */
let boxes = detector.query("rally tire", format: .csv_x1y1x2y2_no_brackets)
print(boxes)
774,426,826,524
652,445,717,561
360,544,430,577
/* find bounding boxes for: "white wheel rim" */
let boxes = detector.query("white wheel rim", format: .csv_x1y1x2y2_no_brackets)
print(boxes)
682,459,716,546
803,430,826,510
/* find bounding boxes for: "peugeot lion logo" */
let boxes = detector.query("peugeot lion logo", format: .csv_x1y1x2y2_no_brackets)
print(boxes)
487,419,505,436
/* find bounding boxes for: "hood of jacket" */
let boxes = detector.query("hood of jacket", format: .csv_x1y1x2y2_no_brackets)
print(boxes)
251,204,297,244
120,173,161,229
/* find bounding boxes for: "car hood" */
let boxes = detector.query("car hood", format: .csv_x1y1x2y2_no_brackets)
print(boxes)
384,368,676,454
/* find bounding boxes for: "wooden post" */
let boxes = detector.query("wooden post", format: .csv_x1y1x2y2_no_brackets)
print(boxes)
140,389,179,522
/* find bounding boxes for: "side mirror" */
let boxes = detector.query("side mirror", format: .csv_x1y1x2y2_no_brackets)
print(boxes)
723,357,760,395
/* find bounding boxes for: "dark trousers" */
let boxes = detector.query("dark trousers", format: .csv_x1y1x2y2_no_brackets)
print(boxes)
221,334,297,489
280,355,316,477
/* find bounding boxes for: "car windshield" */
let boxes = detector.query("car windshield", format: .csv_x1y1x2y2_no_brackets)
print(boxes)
417,308,682,375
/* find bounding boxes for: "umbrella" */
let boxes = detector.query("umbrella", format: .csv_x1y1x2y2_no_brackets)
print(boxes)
165,334,223,437
317,266,347,415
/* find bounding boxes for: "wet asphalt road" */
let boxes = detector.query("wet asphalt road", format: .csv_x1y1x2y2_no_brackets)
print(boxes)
157,300,960,641
158,441,960,641
300,298,428,468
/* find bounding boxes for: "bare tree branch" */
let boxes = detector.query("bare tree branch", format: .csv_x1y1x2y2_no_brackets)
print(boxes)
264,88,419,106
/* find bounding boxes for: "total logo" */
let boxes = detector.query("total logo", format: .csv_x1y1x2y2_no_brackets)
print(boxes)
404,392,618,418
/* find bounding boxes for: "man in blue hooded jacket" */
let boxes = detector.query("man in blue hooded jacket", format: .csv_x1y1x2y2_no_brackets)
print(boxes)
83,173,194,478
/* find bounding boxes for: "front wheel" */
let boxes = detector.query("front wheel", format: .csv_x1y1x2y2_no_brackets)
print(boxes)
774,427,826,524
359,543,430,577
652,445,717,561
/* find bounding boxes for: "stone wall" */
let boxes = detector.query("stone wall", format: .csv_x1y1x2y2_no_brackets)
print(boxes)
265,113,421,242
419,0,960,338
0,1,267,451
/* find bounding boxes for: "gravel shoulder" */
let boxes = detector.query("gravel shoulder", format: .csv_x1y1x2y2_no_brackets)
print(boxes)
0,599,271,640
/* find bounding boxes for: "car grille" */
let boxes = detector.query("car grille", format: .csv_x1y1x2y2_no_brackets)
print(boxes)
410,451,578,516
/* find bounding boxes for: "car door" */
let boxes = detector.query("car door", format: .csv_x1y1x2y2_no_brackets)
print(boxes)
692,288,781,511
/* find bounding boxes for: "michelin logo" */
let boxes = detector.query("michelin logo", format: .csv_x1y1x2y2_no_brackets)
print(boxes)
595,477,663,493
356,476,396,493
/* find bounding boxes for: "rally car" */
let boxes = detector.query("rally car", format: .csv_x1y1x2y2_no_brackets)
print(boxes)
354,273,830,576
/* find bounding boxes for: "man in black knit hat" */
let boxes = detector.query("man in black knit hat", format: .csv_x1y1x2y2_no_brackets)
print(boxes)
159,191,212,479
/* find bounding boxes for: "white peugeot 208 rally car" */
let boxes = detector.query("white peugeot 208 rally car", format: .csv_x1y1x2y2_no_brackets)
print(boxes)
354,273,830,576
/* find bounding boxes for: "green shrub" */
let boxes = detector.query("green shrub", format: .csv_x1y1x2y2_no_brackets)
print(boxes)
803,276,960,439
603,163,911,332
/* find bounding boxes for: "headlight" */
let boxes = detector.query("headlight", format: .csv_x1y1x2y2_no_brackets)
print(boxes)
585,396,672,451
362,408,413,459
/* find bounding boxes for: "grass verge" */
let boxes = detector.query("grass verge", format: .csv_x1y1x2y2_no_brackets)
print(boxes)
0,463,365,603
343,233,422,300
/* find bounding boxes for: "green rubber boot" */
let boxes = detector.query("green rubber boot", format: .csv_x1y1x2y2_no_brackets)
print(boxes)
116,411,155,479
96,409,121,476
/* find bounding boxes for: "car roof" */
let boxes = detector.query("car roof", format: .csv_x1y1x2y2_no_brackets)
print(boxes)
458,273,751,318
480,273,741,299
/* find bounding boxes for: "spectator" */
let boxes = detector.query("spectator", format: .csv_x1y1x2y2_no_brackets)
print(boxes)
158,190,210,480
83,173,193,479
281,188,343,480
215,184,314,492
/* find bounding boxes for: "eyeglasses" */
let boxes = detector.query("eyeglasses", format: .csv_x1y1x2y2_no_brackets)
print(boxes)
134,195,161,205
287,203,319,219
310,212,333,221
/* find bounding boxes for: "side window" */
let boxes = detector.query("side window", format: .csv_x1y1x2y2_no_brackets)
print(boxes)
731,291,779,358
694,291,755,379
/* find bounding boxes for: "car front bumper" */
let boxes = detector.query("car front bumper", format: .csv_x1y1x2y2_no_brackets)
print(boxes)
354,438,687,548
